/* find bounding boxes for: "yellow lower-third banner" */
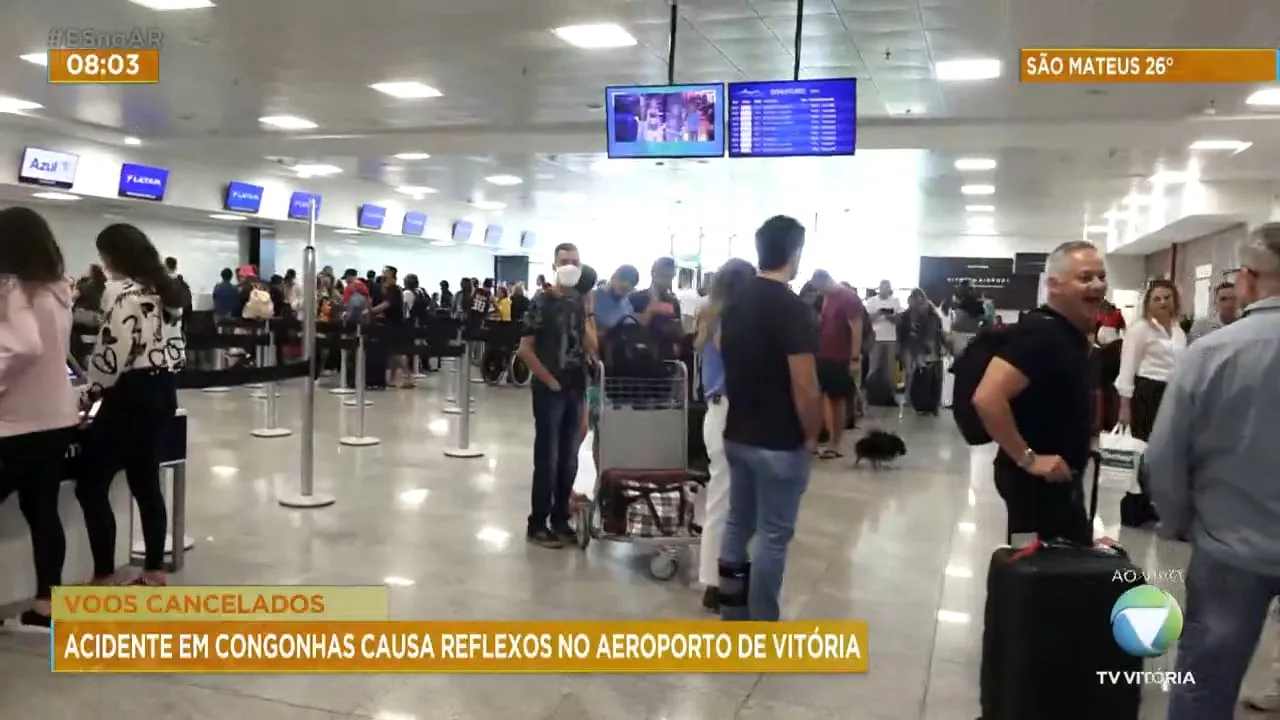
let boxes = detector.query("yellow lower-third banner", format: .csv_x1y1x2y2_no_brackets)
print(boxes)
51,619,868,673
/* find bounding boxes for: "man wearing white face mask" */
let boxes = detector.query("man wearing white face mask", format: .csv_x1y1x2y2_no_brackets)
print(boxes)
518,242,598,548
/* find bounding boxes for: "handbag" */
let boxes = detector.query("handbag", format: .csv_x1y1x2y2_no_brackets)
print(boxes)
1098,426,1145,492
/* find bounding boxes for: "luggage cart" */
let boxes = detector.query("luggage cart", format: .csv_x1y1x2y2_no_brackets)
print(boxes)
574,361,702,580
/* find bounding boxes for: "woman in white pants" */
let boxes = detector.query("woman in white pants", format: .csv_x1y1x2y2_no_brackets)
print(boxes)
696,259,756,612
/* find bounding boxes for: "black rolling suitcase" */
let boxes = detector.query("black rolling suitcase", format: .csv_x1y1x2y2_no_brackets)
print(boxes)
909,362,942,414
980,452,1142,720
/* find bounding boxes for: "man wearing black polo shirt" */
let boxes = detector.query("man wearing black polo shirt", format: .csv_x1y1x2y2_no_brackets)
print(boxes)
718,215,821,621
972,240,1107,543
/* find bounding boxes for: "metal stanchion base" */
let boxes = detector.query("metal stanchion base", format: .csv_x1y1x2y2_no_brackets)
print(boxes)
244,383,264,390
339,435,381,446
251,391,282,399
278,492,336,509
251,427,293,438
202,387,231,394
343,398,374,407
330,387,356,395
442,405,474,415
411,373,428,380
470,377,486,384
130,535,195,559
444,446,484,458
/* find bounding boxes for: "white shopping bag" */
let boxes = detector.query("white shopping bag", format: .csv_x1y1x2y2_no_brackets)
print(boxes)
1099,426,1145,492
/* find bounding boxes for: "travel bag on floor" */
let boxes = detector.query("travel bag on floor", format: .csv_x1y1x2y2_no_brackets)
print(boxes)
909,362,942,414
980,452,1143,720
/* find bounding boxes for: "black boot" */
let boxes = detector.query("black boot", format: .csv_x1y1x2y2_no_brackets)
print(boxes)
701,586,719,613
717,561,750,621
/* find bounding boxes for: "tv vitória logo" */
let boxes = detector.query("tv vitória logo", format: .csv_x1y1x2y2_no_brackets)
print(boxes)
1111,585,1183,657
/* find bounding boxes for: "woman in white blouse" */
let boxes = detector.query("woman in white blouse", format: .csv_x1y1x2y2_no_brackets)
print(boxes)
1115,279,1186,525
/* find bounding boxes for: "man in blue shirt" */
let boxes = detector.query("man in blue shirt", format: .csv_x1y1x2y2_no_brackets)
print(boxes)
1151,224,1280,718
211,267,238,319
591,265,639,333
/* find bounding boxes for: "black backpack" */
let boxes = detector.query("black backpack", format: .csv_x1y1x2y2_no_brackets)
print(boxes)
410,287,433,322
604,316,666,379
950,309,1052,445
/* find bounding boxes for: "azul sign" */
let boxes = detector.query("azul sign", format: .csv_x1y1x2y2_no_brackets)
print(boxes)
224,181,264,213
19,147,80,189
118,163,169,201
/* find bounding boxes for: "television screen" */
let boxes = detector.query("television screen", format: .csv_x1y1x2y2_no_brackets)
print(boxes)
727,78,857,158
606,83,726,159
452,221,473,242
357,204,386,231
402,211,426,236
224,181,264,213
520,231,536,249
288,191,322,220
19,147,79,189
118,163,169,201
484,224,503,246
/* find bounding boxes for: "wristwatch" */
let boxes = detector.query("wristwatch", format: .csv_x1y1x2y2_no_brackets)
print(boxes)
1017,448,1036,469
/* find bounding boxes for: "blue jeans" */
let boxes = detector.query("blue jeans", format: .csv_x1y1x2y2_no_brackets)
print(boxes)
529,381,584,535
718,441,811,621
1168,549,1280,719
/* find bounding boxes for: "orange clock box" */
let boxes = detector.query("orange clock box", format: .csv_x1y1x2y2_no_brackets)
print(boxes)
47,49,161,84
1020,48,1277,83
50,619,870,674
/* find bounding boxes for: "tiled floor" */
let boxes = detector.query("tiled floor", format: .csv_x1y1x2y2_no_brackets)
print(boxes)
0,368,1275,718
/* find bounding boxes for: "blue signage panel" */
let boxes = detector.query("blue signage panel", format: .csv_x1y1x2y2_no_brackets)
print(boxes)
520,231,536,249
224,181,264,213
484,224,503,246
452,221,473,242
357,204,386,231
118,163,170,201
402,211,426,236
727,78,857,158
288,191,322,220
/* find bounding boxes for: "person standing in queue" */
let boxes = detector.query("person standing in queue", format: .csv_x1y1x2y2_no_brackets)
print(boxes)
1188,280,1238,343
810,269,864,458
1114,279,1186,527
1148,224,1280,717
518,243,597,548
75,223,185,587
718,216,821,621
694,258,756,613
635,257,683,361
0,207,80,630
972,241,1106,545
863,280,903,403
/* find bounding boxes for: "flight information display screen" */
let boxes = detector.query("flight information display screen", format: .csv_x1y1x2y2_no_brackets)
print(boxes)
727,78,857,158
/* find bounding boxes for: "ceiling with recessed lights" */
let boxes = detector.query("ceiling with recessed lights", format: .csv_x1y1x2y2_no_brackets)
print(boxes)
0,0,1279,247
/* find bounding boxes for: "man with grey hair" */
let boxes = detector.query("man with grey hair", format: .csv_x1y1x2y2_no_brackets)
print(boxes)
972,239,1107,543
1151,223,1280,717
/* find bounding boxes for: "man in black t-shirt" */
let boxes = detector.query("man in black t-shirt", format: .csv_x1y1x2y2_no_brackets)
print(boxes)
972,240,1106,544
518,243,597,548
717,215,821,622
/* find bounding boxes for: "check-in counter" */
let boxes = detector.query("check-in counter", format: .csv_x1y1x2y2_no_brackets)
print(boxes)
0,409,189,612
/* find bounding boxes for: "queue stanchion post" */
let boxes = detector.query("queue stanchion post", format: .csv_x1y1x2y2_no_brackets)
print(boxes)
251,324,281,399
331,333,355,395
244,324,265,390
340,326,380,446
411,342,427,381
443,341,484,458
280,199,335,509
251,320,293,438
442,352,473,415
342,327,374,408
129,409,194,569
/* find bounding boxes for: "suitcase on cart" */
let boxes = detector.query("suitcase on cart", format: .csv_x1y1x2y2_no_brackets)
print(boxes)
980,452,1143,720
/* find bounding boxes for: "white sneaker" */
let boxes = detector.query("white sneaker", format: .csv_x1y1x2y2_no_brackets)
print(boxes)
1244,684,1280,712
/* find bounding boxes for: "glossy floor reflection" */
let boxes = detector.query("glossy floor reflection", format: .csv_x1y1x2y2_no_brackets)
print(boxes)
0,372,1274,718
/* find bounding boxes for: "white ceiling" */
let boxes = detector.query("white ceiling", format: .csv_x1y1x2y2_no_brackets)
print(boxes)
2,0,1279,248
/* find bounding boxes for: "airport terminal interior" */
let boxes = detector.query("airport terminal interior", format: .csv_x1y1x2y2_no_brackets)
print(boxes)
3,0,1280,718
